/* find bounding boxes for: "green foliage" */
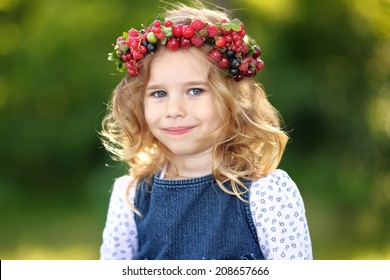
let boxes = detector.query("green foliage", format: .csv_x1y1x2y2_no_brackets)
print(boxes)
0,0,389,259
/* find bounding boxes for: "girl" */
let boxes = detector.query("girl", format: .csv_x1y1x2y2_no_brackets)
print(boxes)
99,2,312,260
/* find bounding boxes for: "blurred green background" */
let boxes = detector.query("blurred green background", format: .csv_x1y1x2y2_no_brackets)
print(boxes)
0,0,389,259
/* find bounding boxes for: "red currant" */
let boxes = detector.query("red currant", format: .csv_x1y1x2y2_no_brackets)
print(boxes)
153,20,161,27
152,26,161,34
128,28,139,37
140,45,147,54
155,32,165,40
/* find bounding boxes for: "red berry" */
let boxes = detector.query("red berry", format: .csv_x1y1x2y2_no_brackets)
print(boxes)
207,24,219,37
215,36,226,48
165,20,173,27
180,38,191,48
209,49,222,62
166,37,179,51
132,50,144,60
254,59,264,71
140,45,147,54
192,19,205,31
218,57,229,69
155,32,165,40
244,67,256,77
225,35,232,43
152,26,161,34
153,20,161,27
182,25,195,38
238,30,246,38
121,54,129,61
128,28,139,37
238,62,249,72
116,36,126,45
232,33,240,42
191,35,204,47
172,24,183,37
235,74,245,81
252,46,262,59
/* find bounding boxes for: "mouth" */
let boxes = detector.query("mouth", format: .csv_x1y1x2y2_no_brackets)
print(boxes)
163,126,195,135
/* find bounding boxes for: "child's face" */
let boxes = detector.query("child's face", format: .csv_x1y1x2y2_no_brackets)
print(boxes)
144,48,224,159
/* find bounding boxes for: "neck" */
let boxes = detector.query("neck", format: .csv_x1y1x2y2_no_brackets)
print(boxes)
166,148,214,179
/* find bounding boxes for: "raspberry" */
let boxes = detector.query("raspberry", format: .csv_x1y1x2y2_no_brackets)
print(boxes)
166,37,179,51
192,19,205,31
165,20,173,27
182,24,195,38
191,35,204,47
207,24,219,37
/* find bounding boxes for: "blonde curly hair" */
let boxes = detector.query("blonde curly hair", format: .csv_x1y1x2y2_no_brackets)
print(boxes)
100,2,288,202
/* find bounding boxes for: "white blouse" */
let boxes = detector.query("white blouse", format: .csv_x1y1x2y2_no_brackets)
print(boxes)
100,169,313,260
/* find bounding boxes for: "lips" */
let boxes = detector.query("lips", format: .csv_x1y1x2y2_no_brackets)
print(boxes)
163,126,195,135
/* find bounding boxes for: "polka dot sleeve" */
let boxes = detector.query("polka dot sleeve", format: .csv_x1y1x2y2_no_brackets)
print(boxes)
250,169,313,260
100,176,138,260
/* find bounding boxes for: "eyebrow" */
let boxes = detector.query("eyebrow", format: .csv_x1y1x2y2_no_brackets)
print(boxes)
145,81,210,91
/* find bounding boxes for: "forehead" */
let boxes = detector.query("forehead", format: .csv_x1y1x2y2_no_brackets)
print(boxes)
147,48,210,84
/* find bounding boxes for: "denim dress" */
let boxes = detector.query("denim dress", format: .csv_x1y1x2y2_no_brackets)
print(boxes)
133,173,264,260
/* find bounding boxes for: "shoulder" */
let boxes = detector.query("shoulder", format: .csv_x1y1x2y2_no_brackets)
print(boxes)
253,169,293,185
251,169,298,196
250,169,304,215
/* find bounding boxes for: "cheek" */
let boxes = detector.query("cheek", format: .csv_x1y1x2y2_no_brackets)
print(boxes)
143,102,156,127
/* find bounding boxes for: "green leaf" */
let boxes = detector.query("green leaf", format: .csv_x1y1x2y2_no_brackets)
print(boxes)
222,19,242,31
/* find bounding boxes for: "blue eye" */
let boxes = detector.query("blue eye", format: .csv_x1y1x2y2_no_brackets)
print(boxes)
152,91,167,98
188,88,203,95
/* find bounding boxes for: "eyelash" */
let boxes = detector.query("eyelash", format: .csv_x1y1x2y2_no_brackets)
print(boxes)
150,88,204,98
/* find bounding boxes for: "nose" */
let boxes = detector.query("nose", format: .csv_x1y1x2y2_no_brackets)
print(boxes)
165,95,186,118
